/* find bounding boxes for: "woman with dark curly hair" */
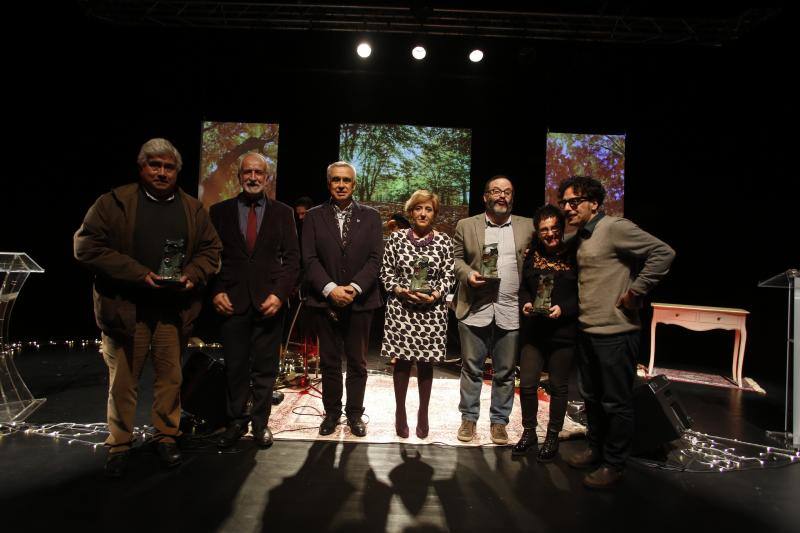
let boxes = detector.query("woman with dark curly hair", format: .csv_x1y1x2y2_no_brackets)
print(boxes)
513,204,578,461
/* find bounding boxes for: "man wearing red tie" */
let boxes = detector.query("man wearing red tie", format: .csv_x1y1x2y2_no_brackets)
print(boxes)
210,152,300,448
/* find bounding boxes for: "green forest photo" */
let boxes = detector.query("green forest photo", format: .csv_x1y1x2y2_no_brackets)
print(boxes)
339,123,472,235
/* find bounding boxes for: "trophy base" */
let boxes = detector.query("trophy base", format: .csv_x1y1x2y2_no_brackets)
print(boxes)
154,277,184,287
532,308,552,316
480,275,500,281
410,287,433,295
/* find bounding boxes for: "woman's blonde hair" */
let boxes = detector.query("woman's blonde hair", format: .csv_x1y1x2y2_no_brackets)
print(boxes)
404,189,440,219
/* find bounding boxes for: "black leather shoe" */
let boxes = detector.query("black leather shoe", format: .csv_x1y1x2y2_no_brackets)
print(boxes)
252,426,274,448
105,451,129,479
347,416,367,437
217,422,248,448
537,430,560,462
319,415,340,436
157,441,182,468
512,428,538,456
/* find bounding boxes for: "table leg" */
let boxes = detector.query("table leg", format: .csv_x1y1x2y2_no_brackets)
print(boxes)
732,328,741,386
736,325,748,387
649,319,658,376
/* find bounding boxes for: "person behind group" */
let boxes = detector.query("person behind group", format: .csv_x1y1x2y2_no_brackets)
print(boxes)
302,161,383,437
380,190,455,439
386,212,412,233
558,175,675,489
514,204,578,461
452,175,533,444
293,196,313,243
294,196,313,222
210,152,300,449
74,138,221,477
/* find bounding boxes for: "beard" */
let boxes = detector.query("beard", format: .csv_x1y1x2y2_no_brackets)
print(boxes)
487,198,512,217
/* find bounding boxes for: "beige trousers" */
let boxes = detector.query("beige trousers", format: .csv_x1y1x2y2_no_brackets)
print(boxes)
101,319,183,452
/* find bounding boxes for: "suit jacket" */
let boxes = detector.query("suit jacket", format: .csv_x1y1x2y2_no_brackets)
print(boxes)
74,183,222,338
452,213,534,320
302,199,383,311
210,195,300,312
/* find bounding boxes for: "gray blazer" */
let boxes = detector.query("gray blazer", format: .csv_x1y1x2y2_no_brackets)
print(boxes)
452,213,534,320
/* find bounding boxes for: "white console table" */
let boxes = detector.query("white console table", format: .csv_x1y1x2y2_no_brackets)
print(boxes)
649,303,749,386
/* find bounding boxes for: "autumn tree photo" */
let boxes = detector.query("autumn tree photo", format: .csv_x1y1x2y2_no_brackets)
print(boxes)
199,122,279,209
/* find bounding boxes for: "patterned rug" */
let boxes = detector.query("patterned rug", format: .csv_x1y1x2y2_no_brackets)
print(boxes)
269,373,586,446
649,367,766,394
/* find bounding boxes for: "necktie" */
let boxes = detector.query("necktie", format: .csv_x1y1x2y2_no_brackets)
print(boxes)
246,204,257,254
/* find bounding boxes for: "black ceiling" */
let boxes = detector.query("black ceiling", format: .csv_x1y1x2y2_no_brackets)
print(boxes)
76,1,783,47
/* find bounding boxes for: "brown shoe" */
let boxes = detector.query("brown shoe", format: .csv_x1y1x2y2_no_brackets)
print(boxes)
457,420,476,442
565,447,602,469
490,423,509,445
583,466,624,489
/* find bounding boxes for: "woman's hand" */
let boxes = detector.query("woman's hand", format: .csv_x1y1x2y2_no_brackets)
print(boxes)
522,302,534,316
548,305,562,319
395,286,436,304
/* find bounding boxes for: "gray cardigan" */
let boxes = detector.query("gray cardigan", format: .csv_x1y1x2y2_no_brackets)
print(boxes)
576,215,675,335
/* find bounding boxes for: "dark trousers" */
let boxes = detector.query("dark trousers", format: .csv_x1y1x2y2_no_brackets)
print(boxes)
314,308,372,419
577,330,640,469
519,339,574,432
219,305,283,429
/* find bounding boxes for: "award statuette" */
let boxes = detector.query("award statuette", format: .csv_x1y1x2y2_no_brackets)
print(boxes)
533,273,555,315
410,256,433,295
480,243,500,279
155,238,186,286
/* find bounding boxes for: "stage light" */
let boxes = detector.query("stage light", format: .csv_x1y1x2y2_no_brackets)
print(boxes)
357,42,372,58
412,46,426,60
469,49,484,63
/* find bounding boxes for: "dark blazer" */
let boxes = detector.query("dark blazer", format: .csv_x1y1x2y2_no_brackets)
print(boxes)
210,195,300,312
302,200,383,311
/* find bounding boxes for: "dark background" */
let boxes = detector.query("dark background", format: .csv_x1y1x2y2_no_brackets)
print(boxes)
2,3,794,385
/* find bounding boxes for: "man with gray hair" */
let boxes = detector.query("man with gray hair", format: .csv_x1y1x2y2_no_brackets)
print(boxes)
302,161,383,437
74,138,221,477
210,152,300,449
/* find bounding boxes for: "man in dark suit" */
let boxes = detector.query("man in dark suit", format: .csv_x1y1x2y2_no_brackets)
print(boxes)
302,161,383,436
210,152,300,448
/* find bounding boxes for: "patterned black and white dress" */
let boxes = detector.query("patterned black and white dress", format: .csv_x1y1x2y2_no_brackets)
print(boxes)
380,230,455,362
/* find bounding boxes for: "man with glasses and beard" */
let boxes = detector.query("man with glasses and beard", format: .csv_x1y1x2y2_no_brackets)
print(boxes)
558,176,675,489
453,176,533,444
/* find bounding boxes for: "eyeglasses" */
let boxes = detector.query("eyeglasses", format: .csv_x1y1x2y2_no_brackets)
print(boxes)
537,227,561,236
557,196,588,209
146,160,177,172
487,188,513,197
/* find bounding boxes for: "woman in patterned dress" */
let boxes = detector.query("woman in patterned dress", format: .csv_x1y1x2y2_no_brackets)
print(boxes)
380,190,455,438
513,204,578,461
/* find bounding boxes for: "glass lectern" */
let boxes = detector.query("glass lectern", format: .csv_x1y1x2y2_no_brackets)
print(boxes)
759,269,799,449
1,252,45,422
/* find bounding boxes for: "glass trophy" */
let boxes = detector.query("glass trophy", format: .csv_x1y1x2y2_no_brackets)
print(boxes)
410,256,433,295
533,273,555,315
480,243,500,279
156,238,186,286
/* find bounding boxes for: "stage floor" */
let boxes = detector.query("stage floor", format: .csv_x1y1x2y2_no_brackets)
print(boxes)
1,347,798,533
